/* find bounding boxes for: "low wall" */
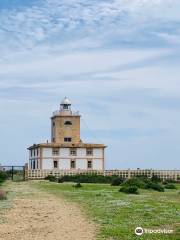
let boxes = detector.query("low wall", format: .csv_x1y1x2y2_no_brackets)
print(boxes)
27,169,180,181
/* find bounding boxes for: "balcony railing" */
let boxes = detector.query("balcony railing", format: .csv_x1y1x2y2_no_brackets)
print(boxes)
52,110,80,116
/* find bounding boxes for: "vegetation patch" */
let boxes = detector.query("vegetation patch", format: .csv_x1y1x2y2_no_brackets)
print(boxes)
45,174,125,184
74,182,82,188
44,175,57,182
119,185,139,194
119,176,166,193
34,181,180,240
0,190,7,200
164,183,177,189
0,172,8,184
111,177,124,186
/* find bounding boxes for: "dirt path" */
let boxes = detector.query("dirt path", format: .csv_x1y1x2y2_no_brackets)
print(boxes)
0,181,96,240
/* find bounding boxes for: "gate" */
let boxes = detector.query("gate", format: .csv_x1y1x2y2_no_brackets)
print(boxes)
0,166,25,181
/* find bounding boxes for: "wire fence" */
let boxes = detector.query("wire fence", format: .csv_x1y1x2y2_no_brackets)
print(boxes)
0,166,25,181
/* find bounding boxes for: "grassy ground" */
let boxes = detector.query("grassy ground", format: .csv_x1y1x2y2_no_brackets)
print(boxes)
33,181,180,240
0,181,15,224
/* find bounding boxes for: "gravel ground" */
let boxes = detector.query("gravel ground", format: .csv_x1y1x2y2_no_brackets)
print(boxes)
0,181,96,240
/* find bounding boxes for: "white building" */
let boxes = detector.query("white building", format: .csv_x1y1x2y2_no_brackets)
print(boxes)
28,97,106,171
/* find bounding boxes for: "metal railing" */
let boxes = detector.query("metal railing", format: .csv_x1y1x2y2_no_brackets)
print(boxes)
52,110,80,116
0,166,25,181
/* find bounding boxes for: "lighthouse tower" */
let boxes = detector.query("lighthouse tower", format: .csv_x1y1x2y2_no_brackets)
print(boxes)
28,97,106,171
51,97,81,144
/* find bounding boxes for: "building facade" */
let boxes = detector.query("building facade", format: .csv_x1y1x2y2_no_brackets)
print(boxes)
28,97,106,171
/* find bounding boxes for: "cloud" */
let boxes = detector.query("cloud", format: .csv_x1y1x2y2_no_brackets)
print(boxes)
0,0,180,169
0,0,180,57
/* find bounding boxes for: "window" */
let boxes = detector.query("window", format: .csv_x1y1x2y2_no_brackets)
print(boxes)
64,137,72,142
64,121,72,125
87,160,92,169
70,148,77,156
53,161,58,168
36,148,39,156
52,138,55,142
52,148,59,155
71,160,76,169
63,105,69,110
86,148,93,156
30,160,32,169
33,160,36,170
53,122,55,127
30,149,33,157
33,149,36,156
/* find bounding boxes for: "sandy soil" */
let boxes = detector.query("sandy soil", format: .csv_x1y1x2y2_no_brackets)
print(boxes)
0,182,96,240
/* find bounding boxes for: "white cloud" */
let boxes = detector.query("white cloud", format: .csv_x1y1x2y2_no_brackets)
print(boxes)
0,0,180,58
0,0,180,168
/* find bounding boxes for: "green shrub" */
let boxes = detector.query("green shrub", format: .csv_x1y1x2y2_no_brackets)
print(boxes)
163,179,177,184
120,177,165,193
44,175,57,182
164,183,176,189
119,186,139,194
57,177,64,183
60,174,114,184
0,190,7,200
111,177,124,186
147,182,164,192
122,178,145,188
0,171,8,183
74,182,82,188
151,175,161,183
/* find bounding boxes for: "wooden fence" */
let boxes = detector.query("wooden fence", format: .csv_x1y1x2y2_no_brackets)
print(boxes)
27,168,180,181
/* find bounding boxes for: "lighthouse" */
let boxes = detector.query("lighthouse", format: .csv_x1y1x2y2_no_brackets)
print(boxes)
28,97,106,171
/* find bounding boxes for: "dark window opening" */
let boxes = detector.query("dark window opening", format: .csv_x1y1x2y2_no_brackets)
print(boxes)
87,160,92,169
64,121,72,125
71,160,76,169
33,160,36,170
54,161,58,168
86,148,93,156
63,105,69,109
52,148,59,155
70,148,77,156
64,137,72,142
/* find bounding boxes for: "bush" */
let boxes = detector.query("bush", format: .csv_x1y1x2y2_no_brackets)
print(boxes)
119,186,139,194
74,182,82,188
151,175,161,183
57,177,64,183
44,175,57,182
147,182,164,192
0,171,8,183
164,183,176,189
0,190,7,200
111,177,124,186
59,174,114,184
122,178,145,189
163,179,177,184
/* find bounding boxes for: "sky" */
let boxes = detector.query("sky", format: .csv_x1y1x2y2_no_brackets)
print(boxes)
0,0,180,169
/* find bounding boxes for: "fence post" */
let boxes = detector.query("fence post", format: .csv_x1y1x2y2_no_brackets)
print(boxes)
11,166,14,181
24,163,28,181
